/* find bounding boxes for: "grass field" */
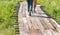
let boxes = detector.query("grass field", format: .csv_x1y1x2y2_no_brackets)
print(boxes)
37,0,60,24
0,0,20,35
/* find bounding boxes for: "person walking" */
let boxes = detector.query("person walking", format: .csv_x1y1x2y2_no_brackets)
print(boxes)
33,0,37,12
27,0,33,16
27,0,37,16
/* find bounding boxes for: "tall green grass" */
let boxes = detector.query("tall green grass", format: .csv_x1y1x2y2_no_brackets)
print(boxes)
0,0,19,35
37,0,60,24
0,0,24,35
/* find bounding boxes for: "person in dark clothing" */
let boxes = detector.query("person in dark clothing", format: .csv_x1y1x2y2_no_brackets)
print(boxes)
27,0,33,16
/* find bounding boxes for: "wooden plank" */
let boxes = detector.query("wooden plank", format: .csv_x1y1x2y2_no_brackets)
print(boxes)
50,29,58,35
19,1,30,35
48,18,60,32
30,17,39,29
26,17,43,35
19,17,30,35
19,2,23,13
38,17,54,30
30,17,44,35
44,29,53,35
36,5,55,30
22,18,30,33
35,18,44,32
30,17,39,35
50,29,60,35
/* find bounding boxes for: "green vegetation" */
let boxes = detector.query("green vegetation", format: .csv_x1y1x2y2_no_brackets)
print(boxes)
37,0,60,24
0,0,21,35
0,0,24,35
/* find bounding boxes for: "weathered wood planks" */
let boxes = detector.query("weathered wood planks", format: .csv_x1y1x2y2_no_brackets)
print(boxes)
18,1,60,35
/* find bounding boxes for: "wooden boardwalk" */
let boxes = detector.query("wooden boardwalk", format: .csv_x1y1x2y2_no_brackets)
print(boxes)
18,1,60,35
